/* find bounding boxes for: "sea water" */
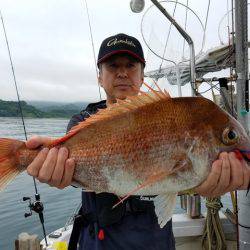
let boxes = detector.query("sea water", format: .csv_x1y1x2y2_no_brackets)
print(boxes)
0,117,81,250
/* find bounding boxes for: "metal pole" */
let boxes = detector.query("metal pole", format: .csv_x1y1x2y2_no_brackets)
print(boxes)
150,0,197,96
235,0,250,249
176,64,182,97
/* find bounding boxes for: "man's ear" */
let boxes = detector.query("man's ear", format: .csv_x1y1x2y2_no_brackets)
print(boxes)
140,65,144,87
98,74,103,87
140,75,144,87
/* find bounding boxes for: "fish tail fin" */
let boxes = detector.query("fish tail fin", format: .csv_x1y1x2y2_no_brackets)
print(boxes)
0,138,24,191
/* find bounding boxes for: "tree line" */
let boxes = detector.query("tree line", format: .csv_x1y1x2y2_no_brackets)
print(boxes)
0,99,80,118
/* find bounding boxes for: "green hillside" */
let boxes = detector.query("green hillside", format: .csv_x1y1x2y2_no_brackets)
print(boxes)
0,99,81,118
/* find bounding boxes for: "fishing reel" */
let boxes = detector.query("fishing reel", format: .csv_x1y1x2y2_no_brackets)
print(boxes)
23,194,45,224
23,192,48,246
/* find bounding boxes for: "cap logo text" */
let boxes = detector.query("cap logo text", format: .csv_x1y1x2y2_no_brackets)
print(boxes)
107,38,136,47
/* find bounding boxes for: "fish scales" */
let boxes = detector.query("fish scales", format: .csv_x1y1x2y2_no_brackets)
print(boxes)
61,97,227,194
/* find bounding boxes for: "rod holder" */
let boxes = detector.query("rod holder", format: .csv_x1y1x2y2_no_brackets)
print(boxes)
187,194,201,218
180,194,187,210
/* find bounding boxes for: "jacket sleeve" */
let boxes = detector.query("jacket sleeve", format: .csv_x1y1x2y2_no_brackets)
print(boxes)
67,108,92,133
66,113,87,133
67,115,80,133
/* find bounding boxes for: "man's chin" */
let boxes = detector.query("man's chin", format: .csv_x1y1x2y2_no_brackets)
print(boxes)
115,92,130,100
116,95,127,100
115,91,138,100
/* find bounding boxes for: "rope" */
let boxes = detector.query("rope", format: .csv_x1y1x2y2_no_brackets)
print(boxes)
202,197,227,250
199,82,220,95
210,81,216,103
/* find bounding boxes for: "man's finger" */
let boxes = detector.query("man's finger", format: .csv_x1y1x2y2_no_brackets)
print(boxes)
26,148,49,177
59,158,75,189
212,153,230,195
238,164,249,190
194,159,222,196
26,135,53,149
227,152,244,191
37,148,58,183
50,147,69,187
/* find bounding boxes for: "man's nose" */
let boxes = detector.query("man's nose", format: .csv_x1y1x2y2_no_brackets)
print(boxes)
117,67,128,77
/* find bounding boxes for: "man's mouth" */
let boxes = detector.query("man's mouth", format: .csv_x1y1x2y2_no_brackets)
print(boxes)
115,83,131,87
114,84,132,90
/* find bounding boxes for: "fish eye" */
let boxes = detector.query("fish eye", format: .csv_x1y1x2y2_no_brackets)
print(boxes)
228,130,236,140
222,128,239,145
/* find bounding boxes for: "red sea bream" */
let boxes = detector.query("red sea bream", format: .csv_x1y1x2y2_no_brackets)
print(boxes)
0,88,250,227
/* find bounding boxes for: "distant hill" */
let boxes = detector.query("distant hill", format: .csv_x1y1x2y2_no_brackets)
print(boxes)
0,100,87,118
27,101,87,112
0,100,44,118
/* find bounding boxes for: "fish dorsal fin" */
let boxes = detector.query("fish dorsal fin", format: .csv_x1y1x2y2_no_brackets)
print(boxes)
50,87,170,146
143,81,170,99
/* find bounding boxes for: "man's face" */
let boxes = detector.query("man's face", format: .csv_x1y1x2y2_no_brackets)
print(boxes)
98,55,144,101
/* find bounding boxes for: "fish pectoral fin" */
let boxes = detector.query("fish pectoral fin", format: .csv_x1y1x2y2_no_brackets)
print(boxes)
153,193,177,228
112,171,169,209
170,157,192,174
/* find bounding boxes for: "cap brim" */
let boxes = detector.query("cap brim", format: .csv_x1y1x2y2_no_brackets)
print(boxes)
97,50,145,65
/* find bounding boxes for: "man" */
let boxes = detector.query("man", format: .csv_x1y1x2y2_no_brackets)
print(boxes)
26,33,250,249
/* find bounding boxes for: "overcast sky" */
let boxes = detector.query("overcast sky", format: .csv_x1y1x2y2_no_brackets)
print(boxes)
0,0,238,103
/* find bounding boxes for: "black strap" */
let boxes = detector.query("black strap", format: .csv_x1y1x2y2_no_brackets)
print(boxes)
68,213,87,250
68,214,84,250
68,211,97,250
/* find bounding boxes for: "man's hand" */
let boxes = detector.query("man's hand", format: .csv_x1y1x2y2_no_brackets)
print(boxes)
194,152,250,197
26,136,75,189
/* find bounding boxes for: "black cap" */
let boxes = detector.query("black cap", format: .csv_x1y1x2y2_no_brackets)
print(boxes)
97,33,145,65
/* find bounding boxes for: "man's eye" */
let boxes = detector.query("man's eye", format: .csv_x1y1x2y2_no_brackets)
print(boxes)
108,63,117,68
127,63,135,68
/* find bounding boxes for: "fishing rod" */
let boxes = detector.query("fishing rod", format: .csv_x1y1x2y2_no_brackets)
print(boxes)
0,10,48,246
82,0,102,101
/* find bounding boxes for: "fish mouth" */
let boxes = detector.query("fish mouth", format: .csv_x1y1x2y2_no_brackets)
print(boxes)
237,150,250,196
230,149,250,163
238,149,250,163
